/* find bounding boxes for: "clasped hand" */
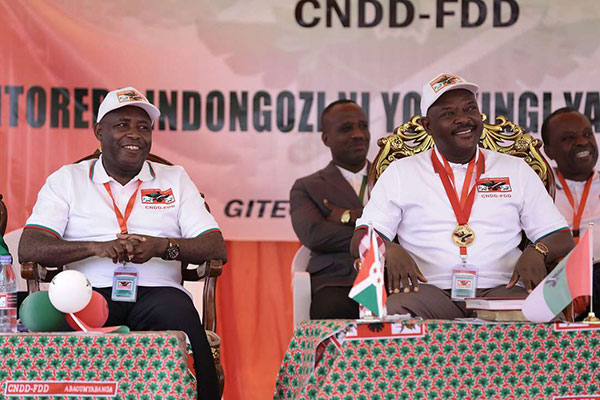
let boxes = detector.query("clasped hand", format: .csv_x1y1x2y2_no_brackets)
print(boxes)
91,234,166,264
385,241,427,294
323,198,360,225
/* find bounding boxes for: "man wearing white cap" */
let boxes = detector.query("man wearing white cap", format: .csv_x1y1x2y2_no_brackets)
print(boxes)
19,87,224,399
351,73,574,319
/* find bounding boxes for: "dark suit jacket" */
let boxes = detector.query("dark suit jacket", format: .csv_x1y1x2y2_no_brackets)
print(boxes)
290,161,368,293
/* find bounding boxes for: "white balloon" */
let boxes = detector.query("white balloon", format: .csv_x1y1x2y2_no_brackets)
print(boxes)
48,270,93,313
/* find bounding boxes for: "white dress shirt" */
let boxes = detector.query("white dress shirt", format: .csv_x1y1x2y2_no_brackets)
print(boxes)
337,163,369,205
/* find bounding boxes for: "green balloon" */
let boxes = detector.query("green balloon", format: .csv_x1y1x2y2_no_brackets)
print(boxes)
112,325,130,334
20,291,66,332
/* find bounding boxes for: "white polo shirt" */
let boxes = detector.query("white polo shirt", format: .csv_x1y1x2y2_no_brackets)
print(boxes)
25,156,220,294
357,148,568,289
554,169,600,262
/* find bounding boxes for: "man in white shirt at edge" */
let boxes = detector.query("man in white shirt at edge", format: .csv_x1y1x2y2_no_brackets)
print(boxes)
541,107,600,318
351,73,575,319
19,87,224,400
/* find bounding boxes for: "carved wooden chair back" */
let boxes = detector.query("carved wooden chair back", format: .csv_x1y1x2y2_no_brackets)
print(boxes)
368,114,555,198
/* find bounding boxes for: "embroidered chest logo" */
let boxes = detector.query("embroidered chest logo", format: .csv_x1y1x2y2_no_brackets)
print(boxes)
477,177,512,198
141,189,175,205
477,178,511,192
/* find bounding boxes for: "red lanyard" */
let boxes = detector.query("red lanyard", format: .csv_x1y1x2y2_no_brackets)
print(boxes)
103,181,142,234
431,149,485,256
440,153,477,208
556,171,593,243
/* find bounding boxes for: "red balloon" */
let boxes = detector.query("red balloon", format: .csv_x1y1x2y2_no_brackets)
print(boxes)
66,291,109,330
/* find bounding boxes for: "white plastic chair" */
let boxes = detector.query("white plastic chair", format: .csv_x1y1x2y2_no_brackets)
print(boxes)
291,245,311,327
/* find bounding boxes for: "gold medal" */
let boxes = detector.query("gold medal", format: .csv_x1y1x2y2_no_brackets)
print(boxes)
452,224,475,247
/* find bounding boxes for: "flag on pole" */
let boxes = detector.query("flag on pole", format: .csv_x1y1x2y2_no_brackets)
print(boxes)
522,229,593,322
349,225,387,318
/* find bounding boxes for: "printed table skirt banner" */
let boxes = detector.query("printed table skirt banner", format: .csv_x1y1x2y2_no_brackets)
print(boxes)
0,331,196,399
274,320,600,400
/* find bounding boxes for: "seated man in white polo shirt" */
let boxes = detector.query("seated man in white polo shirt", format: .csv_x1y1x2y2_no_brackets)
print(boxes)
541,107,600,318
19,87,224,400
351,73,575,319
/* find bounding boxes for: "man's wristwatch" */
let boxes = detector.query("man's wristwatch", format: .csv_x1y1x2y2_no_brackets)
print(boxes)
163,238,180,260
340,209,352,225
529,242,549,260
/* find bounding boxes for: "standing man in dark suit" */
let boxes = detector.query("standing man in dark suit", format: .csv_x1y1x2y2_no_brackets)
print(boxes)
290,99,370,319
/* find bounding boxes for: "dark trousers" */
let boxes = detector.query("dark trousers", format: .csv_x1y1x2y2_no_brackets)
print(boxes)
95,287,219,400
387,284,528,319
310,286,359,319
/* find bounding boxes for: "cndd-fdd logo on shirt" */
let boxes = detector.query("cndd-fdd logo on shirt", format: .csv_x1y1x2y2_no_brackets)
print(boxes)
477,177,512,198
477,178,512,192
141,189,175,205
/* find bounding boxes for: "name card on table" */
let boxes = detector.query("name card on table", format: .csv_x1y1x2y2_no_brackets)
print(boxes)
344,321,425,341
553,322,600,332
5,381,118,397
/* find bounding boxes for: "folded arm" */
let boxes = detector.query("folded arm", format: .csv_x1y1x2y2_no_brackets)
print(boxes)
290,181,359,253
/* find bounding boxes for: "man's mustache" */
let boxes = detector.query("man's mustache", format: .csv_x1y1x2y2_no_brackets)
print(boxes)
451,124,476,135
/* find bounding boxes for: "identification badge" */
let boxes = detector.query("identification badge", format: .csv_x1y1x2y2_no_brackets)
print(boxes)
112,264,138,302
451,264,478,301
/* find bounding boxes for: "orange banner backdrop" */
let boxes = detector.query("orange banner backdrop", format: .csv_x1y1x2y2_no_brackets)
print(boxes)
1,2,300,398
5,1,600,399
218,241,299,399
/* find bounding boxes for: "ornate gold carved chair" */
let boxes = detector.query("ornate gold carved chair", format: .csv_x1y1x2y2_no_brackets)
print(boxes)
368,114,555,198
19,150,225,396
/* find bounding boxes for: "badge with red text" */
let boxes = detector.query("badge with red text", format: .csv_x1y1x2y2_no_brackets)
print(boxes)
116,88,147,103
141,188,175,204
429,73,464,93
477,177,511,192
451,265,478,301
111,264,138,302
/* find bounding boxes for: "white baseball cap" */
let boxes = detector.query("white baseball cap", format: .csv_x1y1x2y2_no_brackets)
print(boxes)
96,87,160,123
420,73,479,116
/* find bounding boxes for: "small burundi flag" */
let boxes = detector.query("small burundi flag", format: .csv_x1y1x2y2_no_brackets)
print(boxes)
349,224,387,318
522,229,593,322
